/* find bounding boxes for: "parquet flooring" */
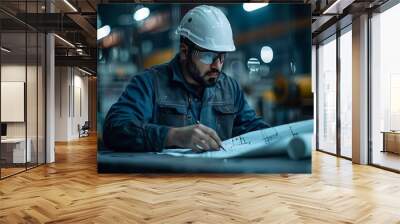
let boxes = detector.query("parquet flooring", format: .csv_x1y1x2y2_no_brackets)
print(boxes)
1,134,400,223
1,167,26,178
373,151,400,171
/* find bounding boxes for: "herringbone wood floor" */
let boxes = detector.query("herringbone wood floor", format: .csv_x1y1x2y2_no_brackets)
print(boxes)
1,134,400,224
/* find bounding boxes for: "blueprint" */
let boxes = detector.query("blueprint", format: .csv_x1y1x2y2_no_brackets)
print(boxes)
159,119,313,159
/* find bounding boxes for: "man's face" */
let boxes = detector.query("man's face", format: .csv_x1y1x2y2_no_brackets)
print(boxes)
184,47,225,87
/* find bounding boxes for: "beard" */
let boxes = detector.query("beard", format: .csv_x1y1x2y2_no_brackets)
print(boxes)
185,57,220,87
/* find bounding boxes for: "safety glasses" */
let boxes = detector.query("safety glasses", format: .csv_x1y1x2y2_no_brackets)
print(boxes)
192,48,226,65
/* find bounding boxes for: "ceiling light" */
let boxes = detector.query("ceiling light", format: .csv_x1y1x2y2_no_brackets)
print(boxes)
54,34,75,48
76,43,85,48
78,67,92,76
63,0,78,12
322,0,353,14
243,3,269,12
134,7,150,21
323,0,341,14
260,46,273,63
97,25,111,40
1,47,11,53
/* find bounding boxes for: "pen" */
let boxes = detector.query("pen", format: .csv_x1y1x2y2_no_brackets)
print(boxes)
196,120,226,151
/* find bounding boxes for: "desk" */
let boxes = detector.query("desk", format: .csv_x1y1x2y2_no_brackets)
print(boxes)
1,138,31,163
98,151,311,173
381,131,400,154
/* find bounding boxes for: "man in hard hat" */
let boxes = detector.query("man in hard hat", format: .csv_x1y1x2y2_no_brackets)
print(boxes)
103,5,270,152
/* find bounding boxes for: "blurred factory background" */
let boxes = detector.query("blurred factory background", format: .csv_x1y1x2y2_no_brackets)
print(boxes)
97,3,313,137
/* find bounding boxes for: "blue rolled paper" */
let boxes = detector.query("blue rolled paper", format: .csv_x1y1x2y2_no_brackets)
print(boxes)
159,119,314,159
287,133,312,160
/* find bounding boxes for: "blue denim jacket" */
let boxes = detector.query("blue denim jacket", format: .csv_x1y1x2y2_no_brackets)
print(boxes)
103,55,270,152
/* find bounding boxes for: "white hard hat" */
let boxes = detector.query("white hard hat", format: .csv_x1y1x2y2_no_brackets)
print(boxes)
176,5,236,52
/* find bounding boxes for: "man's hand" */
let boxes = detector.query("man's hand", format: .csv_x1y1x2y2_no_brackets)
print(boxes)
166,124,222,152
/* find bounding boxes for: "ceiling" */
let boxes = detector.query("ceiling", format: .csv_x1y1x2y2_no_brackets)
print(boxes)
0,0,392,75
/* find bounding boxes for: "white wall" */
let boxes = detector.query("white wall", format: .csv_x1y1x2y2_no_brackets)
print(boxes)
55,67,69,141
72,72,89,138
55,67,89,141
1,65,25,131
1,65,40,138
1,65,26,81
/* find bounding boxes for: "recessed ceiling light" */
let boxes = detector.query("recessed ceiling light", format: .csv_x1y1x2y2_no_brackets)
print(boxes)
134,7,150,21
97,25,111,40
1,47,11,53
54,34,75,48
243,3,269,12
78,67,92,76
63,0,78,12
260,46,273,63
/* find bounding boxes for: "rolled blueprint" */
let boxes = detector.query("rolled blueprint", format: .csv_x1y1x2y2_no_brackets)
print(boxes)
159,119,313,159
287,133,312,160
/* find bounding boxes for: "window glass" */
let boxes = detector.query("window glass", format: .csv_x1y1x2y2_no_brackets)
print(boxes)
317,36,337,154
339,29,352,158
371,3,400,171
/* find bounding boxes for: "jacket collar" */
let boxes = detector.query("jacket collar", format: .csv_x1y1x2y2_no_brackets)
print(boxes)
169,54,186,84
